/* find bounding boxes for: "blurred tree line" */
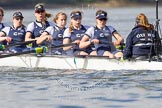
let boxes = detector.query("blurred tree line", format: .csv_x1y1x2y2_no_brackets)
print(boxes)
0,0,158,8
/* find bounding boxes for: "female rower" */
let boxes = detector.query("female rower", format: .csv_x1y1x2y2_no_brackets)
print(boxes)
63,10,92,56
0,7,8,31
79,10,124,58
25,3,54,47
0,11,26,53
124,13,161,60
0,7,9,45
37,12,67,55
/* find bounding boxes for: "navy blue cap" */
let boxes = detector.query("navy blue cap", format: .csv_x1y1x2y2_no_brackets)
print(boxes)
70,12,81,19
35,5,45,12
13,12,24,18
96,13,107,19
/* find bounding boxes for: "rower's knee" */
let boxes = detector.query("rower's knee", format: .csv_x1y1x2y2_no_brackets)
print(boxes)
114,52,123,58
103,51,114,58
90,51,97,56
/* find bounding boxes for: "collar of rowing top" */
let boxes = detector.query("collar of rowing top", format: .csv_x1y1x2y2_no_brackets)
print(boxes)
95,25,107,30
35,20,49,25
36,20,43,23
55,25,66,31
133,25,149,30
11,25,24,30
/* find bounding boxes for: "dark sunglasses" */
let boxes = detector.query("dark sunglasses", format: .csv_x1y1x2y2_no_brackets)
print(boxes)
0,14,3,17
73,17,81,21
15,18,23,21
35,10,45,13
99,18,107,21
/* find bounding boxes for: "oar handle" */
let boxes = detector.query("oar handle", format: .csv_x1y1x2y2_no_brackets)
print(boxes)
0,44,5,50
115,43,125,50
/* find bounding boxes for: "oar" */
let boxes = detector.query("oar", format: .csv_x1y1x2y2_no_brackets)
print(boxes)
0,47,45,58
94,41,125,51
50,42,77,49
0,39,37,50
0,43,77,58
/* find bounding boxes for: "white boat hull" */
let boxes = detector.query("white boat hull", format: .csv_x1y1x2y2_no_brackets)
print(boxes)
0,55,162,70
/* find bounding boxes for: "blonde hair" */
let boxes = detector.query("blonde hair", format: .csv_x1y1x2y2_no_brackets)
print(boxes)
53,12,67,23
45,12,52,21
35,3,52,21
136,13,154,30
69,10,82,33
0,7,4,16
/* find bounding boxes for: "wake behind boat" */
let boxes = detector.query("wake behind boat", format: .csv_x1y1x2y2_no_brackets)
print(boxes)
0,54,162,71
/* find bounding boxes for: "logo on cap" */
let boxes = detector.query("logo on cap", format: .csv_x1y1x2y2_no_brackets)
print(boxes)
35,5,45,12
96,13,107,19
70,12,81,18
13,12,24,18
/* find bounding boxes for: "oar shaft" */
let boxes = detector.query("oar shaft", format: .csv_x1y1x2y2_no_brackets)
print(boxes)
0,40,37,51
0,47,44,58
0,43,76,58
0,51,32,58
50,43,77,49
5,40,37,48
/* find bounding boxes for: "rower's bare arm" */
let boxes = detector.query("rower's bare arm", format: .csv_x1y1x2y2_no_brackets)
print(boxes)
0,32,5,37
79,35,91,49
0,32,12,42
25,32,32,41
25,32,39,42
0,32,5,41
113,32,124,46
63,38,72,51
36,32,52,45
0,37,11,42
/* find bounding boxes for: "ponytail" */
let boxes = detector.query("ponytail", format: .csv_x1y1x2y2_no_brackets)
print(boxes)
0,7,4,16
69,23,74,33
45,12,52,21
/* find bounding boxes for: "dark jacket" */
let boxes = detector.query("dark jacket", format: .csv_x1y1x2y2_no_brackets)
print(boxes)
124,25,161,59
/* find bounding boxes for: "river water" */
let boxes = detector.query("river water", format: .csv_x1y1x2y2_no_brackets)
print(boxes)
1,6,162,108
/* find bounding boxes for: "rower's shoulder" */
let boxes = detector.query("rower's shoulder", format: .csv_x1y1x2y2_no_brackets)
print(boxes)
85,26,95,31
2,23,9,27
48,21,55,26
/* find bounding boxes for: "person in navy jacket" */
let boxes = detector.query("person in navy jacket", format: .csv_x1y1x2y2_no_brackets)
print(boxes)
124,13,161,59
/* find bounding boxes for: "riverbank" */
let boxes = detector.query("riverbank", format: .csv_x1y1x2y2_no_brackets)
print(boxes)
3,1,161,9
46,1,159,9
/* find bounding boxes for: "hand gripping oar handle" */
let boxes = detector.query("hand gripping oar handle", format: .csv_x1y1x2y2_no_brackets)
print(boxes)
115,43,125,51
